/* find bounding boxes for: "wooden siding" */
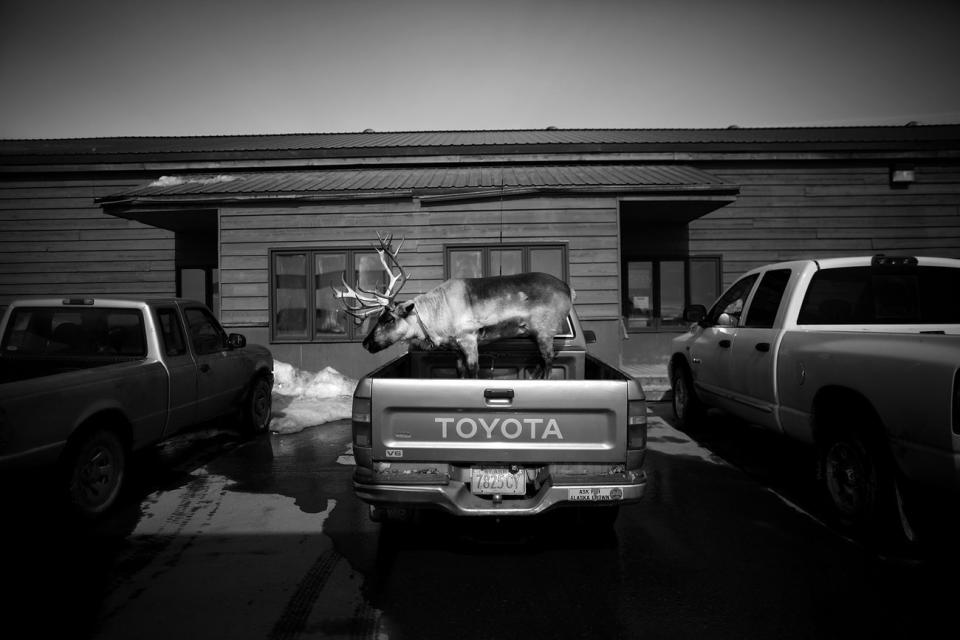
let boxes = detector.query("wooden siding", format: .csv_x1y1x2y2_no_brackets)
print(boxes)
218,196,621,328
0,178,176,310
690,164,960,287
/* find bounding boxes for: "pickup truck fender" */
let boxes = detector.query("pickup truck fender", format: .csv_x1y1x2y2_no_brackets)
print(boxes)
68,380,169,454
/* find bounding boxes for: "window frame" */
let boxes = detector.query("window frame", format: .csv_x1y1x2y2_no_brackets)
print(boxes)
796,265,960,325
155,306,189,358
742,269,792,329
621,255,722,333
270,243,571,344
443,243,569,281
706,273,759,327
183,305,229,355
269,247,393,344
0,306,147,358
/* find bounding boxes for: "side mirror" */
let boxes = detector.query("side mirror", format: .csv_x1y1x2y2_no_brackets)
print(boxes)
583,329,597,344
683,305,707,324
227,333,247,349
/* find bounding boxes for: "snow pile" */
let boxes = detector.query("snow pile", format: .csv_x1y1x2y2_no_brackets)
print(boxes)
150,174,238,187
270,361,357,434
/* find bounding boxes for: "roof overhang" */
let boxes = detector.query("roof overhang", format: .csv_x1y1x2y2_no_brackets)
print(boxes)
98,165,738,223
619,197,736,224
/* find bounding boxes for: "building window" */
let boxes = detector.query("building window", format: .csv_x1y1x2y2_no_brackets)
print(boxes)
445,244,567,280
622,257,721,332
270,248,390,342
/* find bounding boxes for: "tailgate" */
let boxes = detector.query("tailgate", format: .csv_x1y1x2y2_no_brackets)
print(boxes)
369,378,627,463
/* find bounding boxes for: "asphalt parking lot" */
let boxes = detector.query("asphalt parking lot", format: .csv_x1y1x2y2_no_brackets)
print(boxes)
2,401,957,639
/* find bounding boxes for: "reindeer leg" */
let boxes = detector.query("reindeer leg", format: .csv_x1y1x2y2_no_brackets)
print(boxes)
535,334,555,380
457,335,480,379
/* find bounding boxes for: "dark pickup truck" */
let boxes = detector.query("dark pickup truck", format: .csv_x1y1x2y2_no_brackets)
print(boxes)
0,297,273,516
350,308,647,525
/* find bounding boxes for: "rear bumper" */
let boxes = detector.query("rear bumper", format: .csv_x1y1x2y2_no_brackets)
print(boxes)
354,470,646,517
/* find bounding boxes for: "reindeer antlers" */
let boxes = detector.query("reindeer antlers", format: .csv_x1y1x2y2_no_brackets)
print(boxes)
332,232,408,324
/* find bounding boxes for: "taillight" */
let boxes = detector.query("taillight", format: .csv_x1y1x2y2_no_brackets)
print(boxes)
352,397,372,447
627,400,647,449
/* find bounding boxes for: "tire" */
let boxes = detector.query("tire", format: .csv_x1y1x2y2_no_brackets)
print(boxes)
61,428,127,518
671,362,704,429
243,375,273,434
818,426,894,535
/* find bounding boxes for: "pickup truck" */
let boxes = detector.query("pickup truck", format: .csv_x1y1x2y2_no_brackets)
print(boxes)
0,297,274,517
669,255,960,536
350,309,647,525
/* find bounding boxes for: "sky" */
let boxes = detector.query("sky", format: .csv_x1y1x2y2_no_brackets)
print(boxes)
2,0,959,139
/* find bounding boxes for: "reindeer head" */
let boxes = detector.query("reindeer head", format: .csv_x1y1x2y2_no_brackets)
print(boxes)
332,233,416,353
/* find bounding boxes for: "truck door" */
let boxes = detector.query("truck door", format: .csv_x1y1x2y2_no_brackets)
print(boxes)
687,273,758,409
155,306,198,434
182,305,249,424
726,268,793,428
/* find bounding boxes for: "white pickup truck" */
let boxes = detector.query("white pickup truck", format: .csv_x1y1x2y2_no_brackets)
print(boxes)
669,255,960,536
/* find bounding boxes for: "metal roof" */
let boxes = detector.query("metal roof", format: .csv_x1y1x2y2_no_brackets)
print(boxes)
101,164,733,203
5,125,960,159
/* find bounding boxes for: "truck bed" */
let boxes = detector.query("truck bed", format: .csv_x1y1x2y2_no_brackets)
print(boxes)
362,346,637,464
351,323,647,519
0,354,145,384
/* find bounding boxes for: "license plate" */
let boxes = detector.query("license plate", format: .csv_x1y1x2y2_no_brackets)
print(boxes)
470,468,526,495
568,487,624,502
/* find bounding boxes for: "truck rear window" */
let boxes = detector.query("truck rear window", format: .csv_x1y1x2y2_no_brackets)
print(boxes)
1,307,147,357
797,266,960,324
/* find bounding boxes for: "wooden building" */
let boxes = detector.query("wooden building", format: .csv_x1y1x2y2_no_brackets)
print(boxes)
2,126,959,378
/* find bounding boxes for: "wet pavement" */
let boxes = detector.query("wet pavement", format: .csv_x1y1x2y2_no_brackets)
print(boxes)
2,403,958,639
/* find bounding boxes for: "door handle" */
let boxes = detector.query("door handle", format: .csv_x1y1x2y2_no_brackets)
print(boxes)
755,342,771,353
199,363,211,373
718,339,731,349
484,388,514,406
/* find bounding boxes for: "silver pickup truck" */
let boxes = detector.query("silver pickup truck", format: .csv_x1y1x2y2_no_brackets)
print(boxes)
350,309,647,525
0,297,273,516
670,255,960,538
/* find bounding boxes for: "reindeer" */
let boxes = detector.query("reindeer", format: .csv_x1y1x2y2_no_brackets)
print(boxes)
333,233,574,379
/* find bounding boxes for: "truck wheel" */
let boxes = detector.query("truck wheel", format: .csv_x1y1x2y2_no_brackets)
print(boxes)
671,363,704,429
244,376,273,434
62,428,127,518
818,426,894,535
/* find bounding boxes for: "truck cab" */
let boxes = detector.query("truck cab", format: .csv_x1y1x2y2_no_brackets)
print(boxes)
669,256,960,536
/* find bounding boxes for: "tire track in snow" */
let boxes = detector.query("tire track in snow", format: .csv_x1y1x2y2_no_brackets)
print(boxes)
102,469,226,618
267,549,342,640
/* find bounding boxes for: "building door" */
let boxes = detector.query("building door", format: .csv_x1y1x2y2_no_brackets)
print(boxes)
176,228,218,314
618,203,726,366
622,258,715,331
178,266,219,312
